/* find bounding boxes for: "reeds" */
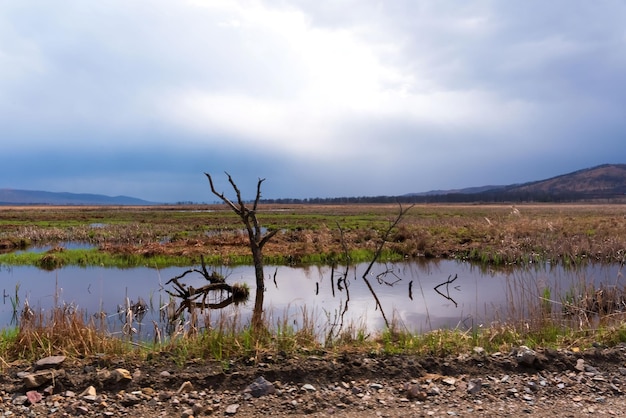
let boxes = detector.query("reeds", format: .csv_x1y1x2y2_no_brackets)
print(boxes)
4,279,626,371
10,302,129,361
3,204,625,270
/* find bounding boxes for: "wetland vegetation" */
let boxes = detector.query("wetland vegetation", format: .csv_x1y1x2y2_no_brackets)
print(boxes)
1,202,626,367
2,203,625,268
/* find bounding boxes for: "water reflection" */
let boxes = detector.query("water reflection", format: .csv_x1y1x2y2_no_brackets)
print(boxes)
14,241,97,254
0,260,624,341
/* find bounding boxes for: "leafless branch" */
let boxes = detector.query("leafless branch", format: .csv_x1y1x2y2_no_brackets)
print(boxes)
360,203,414,328
434,274,459,308
205,172,240,215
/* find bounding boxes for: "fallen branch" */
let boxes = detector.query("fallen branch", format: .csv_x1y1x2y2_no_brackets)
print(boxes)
434,274,459,308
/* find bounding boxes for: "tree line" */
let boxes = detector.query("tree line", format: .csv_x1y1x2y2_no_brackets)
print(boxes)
260,191,626,205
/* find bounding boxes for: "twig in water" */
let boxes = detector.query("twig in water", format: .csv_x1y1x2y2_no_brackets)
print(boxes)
434,274,459,308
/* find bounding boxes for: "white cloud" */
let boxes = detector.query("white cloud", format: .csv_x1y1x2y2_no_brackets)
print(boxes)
155,1,536,160
1,0,625,200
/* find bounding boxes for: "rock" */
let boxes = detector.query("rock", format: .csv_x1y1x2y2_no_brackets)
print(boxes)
225,403,240,415
177,381,194,393
443,377,457,386
515,346,537,366
301,383,316,392
141,387,156,397
34,355,66,370
97,369,112,381
159,391,173,401
181,408,194,418
405,384,427,401
80,386,97,398
120,393,142,407
23,369,66,389
586,365,600,374
160,370,171,377
427,384,441,396
192,403,206,415
111,368,132,383
467,379,482,395
575,359,586,372
244,376,275,398
12,395,28,405
506,388,518,396
26,390,42,404
75,405,90,415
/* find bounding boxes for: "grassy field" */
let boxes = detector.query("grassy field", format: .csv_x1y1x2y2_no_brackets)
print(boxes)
1,203,626,268
1,203,626,364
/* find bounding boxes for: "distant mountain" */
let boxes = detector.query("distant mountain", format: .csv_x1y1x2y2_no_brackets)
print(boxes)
406,185,507,196
404,164,626,203
0,188,156,206
502,164,626,197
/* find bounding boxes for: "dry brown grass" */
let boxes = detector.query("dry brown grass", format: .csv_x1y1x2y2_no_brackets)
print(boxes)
3,203,626,266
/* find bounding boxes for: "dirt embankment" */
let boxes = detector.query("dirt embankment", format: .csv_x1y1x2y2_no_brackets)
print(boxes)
3,344,626,417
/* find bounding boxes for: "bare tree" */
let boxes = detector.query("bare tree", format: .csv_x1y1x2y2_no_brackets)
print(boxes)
205,172,278,331
361,203,414,328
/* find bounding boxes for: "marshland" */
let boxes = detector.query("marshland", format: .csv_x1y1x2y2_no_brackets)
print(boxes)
1,203,626,364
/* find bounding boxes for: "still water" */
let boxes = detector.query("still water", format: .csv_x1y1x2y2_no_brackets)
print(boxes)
1,260,624,340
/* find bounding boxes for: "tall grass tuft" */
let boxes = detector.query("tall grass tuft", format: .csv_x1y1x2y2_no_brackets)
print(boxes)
11,303,130,361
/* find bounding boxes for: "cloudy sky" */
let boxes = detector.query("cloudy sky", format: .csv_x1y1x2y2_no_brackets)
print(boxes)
2,1,625,202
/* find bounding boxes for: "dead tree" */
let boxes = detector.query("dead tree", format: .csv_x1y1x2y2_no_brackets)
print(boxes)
205,172,278,332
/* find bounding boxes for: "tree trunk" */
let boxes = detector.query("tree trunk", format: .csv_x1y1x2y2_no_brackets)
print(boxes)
205,172,277,335
251,242,265,330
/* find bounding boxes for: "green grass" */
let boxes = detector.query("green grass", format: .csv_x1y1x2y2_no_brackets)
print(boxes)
0,249,200,269
0,247,406,269
0,327,19,366
5,296,626,371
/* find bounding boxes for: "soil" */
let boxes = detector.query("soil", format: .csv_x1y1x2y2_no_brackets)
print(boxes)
3,345,626,417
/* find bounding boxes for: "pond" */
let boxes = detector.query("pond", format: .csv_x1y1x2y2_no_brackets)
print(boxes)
13,241,97,254
0,260,624,341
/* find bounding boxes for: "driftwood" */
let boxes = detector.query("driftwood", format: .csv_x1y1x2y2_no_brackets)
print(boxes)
166,255,249,318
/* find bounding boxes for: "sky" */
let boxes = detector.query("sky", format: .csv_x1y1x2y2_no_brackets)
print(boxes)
1,1,625,203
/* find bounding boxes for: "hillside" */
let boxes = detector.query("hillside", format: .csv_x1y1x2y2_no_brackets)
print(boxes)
504,164,626,196
0,189,155,206
431,163,626,203
266,164,626,204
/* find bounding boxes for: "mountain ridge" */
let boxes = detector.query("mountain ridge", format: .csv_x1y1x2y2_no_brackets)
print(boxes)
0,188,156,206
3,164,625,205
407,164,626,199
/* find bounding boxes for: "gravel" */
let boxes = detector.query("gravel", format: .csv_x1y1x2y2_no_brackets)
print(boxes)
3,344,626,417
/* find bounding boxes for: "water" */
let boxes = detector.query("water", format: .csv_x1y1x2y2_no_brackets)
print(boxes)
1,260,624,340
14,241,97,254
